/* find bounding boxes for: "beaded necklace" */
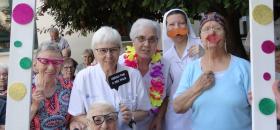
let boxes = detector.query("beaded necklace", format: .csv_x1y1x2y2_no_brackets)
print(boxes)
124,46,164,108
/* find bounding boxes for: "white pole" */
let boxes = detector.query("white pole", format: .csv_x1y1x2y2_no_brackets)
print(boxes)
250,0,277,129
5,0,36,129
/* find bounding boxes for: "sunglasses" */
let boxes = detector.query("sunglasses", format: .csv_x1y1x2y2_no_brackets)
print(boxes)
37,57,64,66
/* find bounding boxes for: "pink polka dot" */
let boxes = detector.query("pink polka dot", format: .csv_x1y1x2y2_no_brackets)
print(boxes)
263,72,271,81
12,3,34,25
261,40,275,54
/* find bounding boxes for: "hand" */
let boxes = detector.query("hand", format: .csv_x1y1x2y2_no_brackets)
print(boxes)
188,45,201,58
120,104,132,124
35,73,46,89
148,115,162,130
70,121,87,130
195,71,214,91
272,80,280,120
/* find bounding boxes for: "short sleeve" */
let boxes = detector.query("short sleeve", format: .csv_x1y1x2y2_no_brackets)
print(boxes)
241,59,251,97
68,73,86,116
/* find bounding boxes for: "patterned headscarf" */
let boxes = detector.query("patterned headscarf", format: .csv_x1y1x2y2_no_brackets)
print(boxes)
199,12,226,33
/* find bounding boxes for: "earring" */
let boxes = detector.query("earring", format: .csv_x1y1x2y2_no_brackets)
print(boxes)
224,40,227,53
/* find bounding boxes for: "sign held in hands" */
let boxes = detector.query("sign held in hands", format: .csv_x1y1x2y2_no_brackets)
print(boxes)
108,70,130,90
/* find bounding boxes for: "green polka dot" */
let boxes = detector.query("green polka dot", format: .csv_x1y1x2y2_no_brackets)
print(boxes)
19,57,32,69
14,41,22,48
259,98,276,115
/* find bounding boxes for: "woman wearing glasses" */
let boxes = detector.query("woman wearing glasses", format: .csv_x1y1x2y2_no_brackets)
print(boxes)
173,12,251,130
118,18,171,130
30,42,72,129
87,101,119,130
162,9,203,130
68,26,151,130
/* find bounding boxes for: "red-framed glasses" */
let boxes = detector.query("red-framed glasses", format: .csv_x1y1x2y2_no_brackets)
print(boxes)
37,57,64,66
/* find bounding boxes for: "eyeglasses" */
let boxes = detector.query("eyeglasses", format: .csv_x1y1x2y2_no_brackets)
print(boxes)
201,27,224,34
95,47,120,55
135,36,158,44
92,112,118,125
37,58,64,66
63,66,74,70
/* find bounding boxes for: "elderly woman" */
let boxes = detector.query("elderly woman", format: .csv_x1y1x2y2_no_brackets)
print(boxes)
68,26,151,130
0,64,8,97
87,101,118,130
173,12,251,130
118,18,170,130
59,58,77,86
30,42,72,129
75,49,94,75
162,9,203,130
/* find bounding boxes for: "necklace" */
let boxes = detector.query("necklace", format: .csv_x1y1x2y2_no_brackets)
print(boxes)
124,46,164,108
45,92,60,115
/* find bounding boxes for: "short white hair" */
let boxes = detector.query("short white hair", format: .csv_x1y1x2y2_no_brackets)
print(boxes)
36,42,62,57
87,101,116,119
91,26,122,50
49,27,59,33
0,63,8,72
129,18,161,41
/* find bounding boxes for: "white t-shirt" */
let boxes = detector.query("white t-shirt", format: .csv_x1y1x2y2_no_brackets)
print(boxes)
119,54,171,130
68,63,151,130
163,37,202,130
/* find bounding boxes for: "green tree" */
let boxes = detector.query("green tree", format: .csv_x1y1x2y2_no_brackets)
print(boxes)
39,0,280,59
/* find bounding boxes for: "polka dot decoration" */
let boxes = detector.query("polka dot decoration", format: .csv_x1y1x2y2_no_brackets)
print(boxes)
12,3,34,25
259,98,276,115
8,82,27,101
14,41,22,48
253,4,273,25
263,72,271,81
19,57,32,69
261,40,275,54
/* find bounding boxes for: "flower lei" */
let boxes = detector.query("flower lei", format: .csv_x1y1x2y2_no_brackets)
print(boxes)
124,46,164,108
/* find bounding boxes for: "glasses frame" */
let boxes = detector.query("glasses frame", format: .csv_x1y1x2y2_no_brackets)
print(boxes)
200,26,224,34
95,47,120,55
92,112,119,125
36,57,64,66
134,36,158,44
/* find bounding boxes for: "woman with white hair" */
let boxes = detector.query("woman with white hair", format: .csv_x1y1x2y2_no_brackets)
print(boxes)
68,26,151,130
30,42,72,129
118,18,171,130
87,101,118,130
0,63,8,97
162,9,203,130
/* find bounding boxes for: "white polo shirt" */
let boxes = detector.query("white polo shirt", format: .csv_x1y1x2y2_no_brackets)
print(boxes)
68,63,151,130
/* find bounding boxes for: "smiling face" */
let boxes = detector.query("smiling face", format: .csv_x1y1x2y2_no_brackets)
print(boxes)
61,60,75,80
36,50,63,82
88,105,117,130
94,43,120,69
166,13,188,43
200,21,226,50
0,68,8,89
132,27,158,59
83,53,94,66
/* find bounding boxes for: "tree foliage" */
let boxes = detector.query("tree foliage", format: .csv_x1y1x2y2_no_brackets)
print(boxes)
40,0,250,34
39,0,280,59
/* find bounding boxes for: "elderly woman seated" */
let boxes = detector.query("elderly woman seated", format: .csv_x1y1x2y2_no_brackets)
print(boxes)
87,101,118,130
